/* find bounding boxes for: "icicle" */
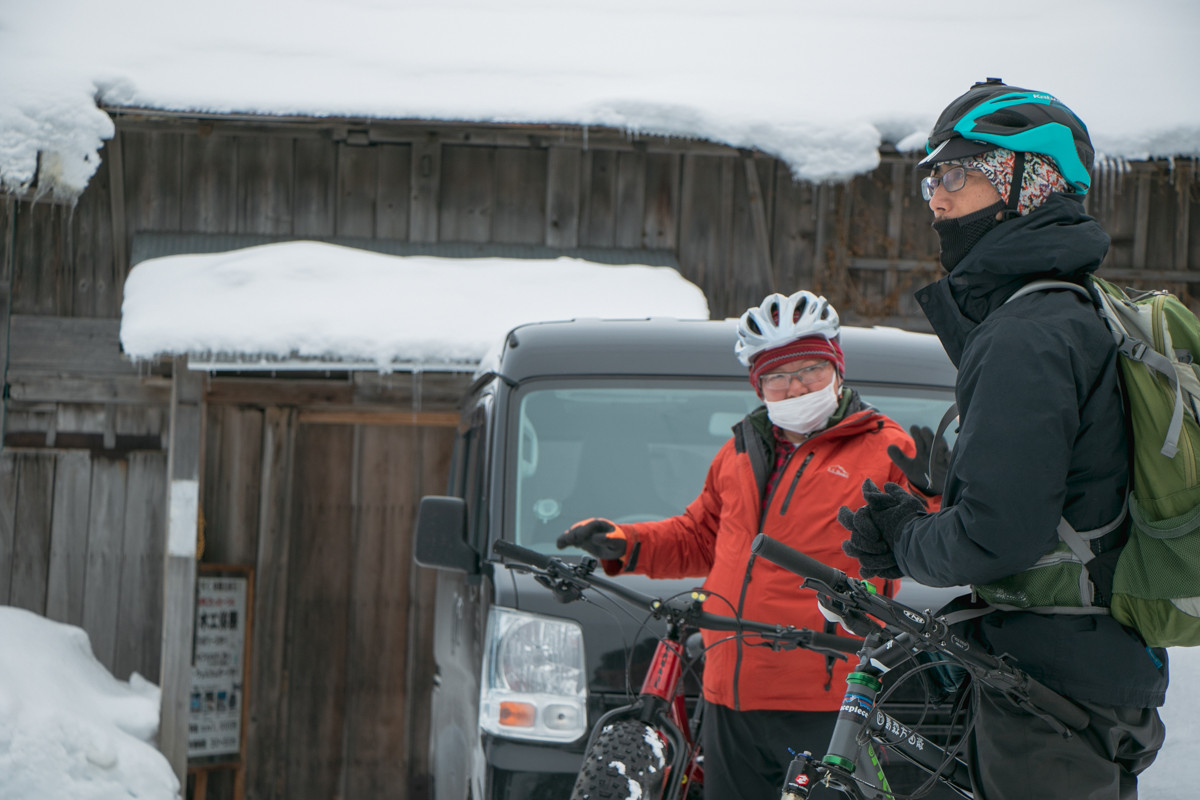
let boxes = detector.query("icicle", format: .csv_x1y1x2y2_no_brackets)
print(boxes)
411,363,423,414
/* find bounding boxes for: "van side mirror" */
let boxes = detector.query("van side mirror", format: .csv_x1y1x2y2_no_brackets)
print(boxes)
414,496,479,573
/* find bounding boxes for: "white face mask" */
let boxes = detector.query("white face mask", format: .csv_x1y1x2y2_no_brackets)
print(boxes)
765,379,841,435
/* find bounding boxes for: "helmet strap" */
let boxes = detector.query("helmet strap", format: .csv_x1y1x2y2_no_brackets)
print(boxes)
1002,150,1026,219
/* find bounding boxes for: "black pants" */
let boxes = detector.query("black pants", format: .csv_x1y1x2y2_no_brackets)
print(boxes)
700,703,965,800
701,704,840,800
968,687,1165,800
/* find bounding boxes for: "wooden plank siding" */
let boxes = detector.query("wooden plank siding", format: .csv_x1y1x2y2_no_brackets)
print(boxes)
9,451,55,614
113,450,167,682
5,119,1197,326
283,423,356,800
342,425,419,798
46,450,93,626
1,112,1197,800
244,406,298,800
82,456,129,666
0,196,13,440
0,455,16,603
0,447,166,685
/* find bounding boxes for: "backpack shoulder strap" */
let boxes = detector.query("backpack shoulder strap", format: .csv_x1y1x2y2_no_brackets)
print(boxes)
1005,279,1093,305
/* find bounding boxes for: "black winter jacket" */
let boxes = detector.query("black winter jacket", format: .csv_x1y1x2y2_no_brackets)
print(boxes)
899,193,1168,708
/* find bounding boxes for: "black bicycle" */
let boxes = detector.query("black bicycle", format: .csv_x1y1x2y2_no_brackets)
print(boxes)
749,533,1091,800
491,539,863,800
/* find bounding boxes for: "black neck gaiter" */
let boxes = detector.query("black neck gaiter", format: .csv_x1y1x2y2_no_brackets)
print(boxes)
931,200,1006,271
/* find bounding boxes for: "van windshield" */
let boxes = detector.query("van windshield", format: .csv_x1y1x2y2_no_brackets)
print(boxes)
510,381,954,553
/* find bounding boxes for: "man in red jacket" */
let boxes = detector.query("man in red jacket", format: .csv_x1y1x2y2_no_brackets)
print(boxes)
558,290,943,800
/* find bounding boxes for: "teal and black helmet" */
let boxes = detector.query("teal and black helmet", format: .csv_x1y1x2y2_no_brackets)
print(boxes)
919,78,1094,194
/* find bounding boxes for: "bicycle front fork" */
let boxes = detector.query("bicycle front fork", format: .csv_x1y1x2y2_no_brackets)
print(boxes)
780,668,887,798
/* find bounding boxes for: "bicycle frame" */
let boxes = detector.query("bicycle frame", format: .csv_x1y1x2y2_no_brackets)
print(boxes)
780,638,973,799
752,533,1091,800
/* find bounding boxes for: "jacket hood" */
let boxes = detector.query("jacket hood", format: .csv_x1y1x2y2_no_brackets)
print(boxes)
917,193,1111,364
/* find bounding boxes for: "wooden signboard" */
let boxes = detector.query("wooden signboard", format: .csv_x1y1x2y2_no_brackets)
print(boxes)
188,564,254,800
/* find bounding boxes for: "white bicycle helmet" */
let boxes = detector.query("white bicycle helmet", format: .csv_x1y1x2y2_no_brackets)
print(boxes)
735,290,840,366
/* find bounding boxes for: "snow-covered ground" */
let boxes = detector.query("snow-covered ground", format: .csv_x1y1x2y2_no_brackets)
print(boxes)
0,608,178,800
1143,646,1200,799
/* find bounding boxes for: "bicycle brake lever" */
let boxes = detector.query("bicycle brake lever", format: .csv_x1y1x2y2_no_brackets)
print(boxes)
533,573,586,603
815,590,880,639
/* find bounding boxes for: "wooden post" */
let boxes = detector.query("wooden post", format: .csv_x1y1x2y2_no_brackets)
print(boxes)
741,152,777,290
546,146,581,248
1,196,15,444
160,358,205,787
410,135,442,243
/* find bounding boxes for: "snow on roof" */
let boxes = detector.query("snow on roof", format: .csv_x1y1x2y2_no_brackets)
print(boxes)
118,240,710,369
3,0,1199,199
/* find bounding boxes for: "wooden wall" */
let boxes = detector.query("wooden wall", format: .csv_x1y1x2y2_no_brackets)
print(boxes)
0,113,1197,800
0,448,166,681
197,400,457,800
7,116,1195,329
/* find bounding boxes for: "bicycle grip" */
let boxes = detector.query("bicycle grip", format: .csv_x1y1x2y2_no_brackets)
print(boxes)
807,630,862,655
492,539,555,571
751,534,849,591
1023,675,1090,731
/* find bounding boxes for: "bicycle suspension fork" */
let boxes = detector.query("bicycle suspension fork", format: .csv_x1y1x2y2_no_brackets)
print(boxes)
636,623,698,800
781,633,893,799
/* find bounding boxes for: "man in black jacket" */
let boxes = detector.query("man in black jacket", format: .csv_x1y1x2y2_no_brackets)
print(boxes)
840,79,1168,799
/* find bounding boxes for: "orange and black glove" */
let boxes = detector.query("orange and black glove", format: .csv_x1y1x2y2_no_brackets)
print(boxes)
556,518,627,560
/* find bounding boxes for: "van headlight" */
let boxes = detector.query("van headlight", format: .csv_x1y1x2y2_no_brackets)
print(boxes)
479,607,587,742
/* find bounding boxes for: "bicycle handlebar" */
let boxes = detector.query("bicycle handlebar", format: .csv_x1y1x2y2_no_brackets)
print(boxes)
492,539,860,656
750,533,1091,733
751,531,852,592
493,537,555,570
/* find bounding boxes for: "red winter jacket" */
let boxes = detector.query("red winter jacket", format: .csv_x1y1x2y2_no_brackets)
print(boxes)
607,395,936,711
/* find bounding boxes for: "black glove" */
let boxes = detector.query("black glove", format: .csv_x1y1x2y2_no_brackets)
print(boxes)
556,518,627,560
887,425,950,496
837,480,925,579
838,506,903,580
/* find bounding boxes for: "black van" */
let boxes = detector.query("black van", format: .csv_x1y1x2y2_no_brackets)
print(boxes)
415,317,958,800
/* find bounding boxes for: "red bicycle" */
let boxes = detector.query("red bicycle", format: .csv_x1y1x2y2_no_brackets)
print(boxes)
492,539,859,800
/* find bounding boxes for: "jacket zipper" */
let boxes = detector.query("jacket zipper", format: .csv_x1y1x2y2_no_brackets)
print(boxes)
739,444,805,617
779,451,815,515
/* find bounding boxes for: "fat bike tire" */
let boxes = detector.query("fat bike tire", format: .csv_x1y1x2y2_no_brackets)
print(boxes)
570,719,668,800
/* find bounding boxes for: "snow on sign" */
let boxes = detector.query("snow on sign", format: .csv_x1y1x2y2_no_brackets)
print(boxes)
189,573,251,760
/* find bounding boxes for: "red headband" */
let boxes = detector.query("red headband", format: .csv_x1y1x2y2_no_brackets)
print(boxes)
748,336,844,394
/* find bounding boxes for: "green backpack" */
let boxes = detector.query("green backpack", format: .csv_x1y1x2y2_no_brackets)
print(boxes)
984,276,1200,647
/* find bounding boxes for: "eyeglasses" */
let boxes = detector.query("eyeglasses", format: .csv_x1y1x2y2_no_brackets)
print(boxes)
920,166,980,201
759,362,833,392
